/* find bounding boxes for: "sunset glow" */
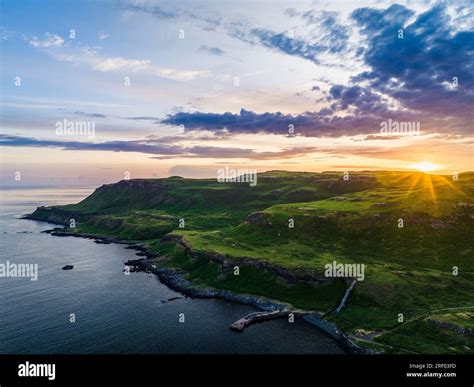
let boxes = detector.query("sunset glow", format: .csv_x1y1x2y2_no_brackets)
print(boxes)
410,161,440,173
0,0,472,186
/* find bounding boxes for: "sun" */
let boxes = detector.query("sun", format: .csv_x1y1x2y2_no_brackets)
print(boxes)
410,161,439,173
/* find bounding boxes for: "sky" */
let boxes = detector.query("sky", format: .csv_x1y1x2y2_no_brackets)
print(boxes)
0,0,473,186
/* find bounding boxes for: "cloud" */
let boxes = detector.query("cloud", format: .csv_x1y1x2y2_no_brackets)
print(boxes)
357,134,403,141
227,9,351,65
160,103,471,139
121,0,222,31
94,57,151,72
153,145,319,160
107,115,161,121
98,33,110,40
28,32,64,48
191,3,473,138
161,108,388,137
15,2,474,145
92,55,211,80
43,47,211,81
156,68,211,81
73,111,107,118
227,23,325,64
162,108,295,134
248,28,325,64
71,111,161,121
0,26,12,40
124,116,161,121
80,45,102,56
122,1,177,19
285,9,349,54
198,45,224,55
26,29,210,82
328,85,387,113
346,3,474,122
0,134,317,160
222,2,472,138
0,134,184,155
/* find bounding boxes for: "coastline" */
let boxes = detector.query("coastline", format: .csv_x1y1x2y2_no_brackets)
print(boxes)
25,214,375,355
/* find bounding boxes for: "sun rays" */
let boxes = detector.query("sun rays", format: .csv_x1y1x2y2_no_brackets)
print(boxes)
397,170,466,206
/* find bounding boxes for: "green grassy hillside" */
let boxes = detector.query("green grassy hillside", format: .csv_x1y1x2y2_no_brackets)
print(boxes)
28,170,474,353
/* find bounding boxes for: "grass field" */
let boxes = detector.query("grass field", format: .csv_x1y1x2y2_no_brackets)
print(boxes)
28,170,474,353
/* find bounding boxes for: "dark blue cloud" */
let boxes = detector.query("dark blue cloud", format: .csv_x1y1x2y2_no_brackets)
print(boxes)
231,10,349,65
351,4,414,35
328,85,386,113
162,108,295,134
161,108,394,137
349,3,474,119
159,3,473,138
232,27,325,64
285,9,349,54
300,3,474,135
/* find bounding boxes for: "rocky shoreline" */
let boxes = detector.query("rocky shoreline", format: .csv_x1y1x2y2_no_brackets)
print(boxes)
126,255,374,354
30,221,374,354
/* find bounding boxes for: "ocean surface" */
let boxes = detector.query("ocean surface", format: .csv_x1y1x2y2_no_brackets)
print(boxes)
0,187,344,354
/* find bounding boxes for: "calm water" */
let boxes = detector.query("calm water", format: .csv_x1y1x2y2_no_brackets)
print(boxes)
0,188,344,354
